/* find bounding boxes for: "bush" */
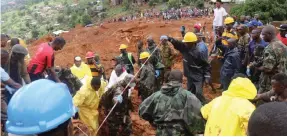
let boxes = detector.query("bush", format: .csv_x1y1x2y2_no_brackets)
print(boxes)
230,0,287,23
148,0,159,7
31,29,39,38
81,13,92,26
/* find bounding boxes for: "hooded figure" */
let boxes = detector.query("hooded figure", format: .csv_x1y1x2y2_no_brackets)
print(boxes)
139,70,204,136
201,75,257,136
73,76,107,134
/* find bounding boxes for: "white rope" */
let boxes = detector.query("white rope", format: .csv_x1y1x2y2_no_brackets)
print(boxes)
95,41,162,134
75,125,89,136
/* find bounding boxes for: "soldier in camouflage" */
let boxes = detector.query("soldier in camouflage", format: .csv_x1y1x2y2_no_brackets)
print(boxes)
99,74,135,136
139,70,204,136
258,25,287,93
136,52,156,101
146,37,164,91
160,35,176,82
237,24,250,73
137,40,145,67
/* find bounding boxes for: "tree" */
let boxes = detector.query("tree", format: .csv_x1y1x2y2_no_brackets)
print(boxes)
230,0,287,23
123,0,132,11
44,1,49,5
168,0,181,9
57,14,65,23
81,13,92,26
31,29,39,38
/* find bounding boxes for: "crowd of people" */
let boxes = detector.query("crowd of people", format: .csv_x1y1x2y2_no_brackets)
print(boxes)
1,0,287,136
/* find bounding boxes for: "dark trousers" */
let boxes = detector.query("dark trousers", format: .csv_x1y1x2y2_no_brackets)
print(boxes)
29,73,44,82
221,76,232,91
187,77,206,104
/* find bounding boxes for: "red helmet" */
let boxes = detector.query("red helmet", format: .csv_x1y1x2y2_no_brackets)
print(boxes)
194,23,202,30
86,51,95,59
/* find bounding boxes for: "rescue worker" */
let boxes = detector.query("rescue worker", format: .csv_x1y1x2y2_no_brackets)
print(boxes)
27,37,66,82
137,40,145,67
5,79,76,136
1,34,9,48
201,74,257,136
70,56,92,83
119,44,136,74
255,73,287,102
221,17,238,48
139,70,204,136
247,29,268,64
160,35,176,81
180,26,186,38
167,32,211,103
136,52,156,101
248,102,287,136
194,23,202,33
94,53,106,80
258,25,287,93
73,76,107,135
1,49,22,135
237,24,250,73
277,24,287,46
146,37,164,91
100,74,135,136
7,38,31,64
216,38,241,90
86,51,105,79
106,64,128,92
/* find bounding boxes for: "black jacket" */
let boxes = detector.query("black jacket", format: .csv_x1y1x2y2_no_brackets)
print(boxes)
169,37,211,82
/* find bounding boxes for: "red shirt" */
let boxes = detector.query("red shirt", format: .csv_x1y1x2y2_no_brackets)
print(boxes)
277,34,287,46
28,43,54,74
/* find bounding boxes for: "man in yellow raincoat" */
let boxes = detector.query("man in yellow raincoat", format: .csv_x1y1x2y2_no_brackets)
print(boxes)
70,56,92,83
201,74,256,136
73,76,107,135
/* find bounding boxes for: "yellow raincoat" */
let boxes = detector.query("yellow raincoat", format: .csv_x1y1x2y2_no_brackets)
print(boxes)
73,76,107,134
70,62,92,80
201,77,256,136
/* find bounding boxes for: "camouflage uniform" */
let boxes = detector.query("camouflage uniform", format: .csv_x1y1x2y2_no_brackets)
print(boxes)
160,43,176,81
237,33,250,68
259,40,287,93
139,81,204,136
147,44,165,91
138,63,156,101
100,81,133,136
137,48,145,67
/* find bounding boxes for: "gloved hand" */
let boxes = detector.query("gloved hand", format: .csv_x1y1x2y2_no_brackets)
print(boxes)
155,70,160,78
114,95,123,103
246,68,251,77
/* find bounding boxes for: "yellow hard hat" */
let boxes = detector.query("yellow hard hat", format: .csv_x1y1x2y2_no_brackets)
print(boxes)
119,44,128,50
182,32,198,43
139,51,150,59
224,17,235,25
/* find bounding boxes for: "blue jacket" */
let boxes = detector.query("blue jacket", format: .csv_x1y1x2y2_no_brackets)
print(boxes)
197,41,208,61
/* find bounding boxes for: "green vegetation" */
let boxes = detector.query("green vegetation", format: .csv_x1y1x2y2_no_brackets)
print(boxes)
230,0,287,23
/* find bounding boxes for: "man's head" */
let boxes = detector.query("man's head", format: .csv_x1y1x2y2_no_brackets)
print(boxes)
240,15,245,22
254,14,259,20
278,24,287,38
119,44,128,54
91,77,101,91
253,44,265,57
237,24,248,36
227,38,237,48
147,36,155,47
182,32,198,48
160,35,168,45
195,33,204,42
168,69,183,83
1,49,9,66
261,25,276,42
1,34,10,47
271,73,287,97
51,37,66,51
137,40,143,49
194,24,201,33
94,53,100,63
115,64,124,77
246,15,251,21
121,74,136,88
139,51,150,64
11,44,28,60
251,29,261,40
248,102,287,136
86,51,95,65
74,56,82,67
10,38,20,48
216,0,222,8
224,17,235,30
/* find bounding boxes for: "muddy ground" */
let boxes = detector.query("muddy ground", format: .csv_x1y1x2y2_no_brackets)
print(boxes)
28,17,222,136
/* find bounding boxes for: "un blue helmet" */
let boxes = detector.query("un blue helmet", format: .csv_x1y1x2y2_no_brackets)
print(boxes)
6,79,77,135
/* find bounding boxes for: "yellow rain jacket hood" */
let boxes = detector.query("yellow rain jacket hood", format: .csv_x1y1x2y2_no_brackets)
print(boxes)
70,62,92,80
201,77,256,136
73,76,107,134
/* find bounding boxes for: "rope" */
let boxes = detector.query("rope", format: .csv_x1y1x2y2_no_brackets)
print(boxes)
75,125,89,136
95,41,162,134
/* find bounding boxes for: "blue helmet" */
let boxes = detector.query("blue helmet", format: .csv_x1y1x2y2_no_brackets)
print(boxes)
6,79,77,135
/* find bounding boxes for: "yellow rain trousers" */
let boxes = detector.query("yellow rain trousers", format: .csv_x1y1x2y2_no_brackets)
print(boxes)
201,77,257,136
73,76,107,134
70,62,92,80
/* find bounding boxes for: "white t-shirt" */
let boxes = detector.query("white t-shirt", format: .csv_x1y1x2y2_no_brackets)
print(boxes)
1,67,10,81
213,7,228,27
